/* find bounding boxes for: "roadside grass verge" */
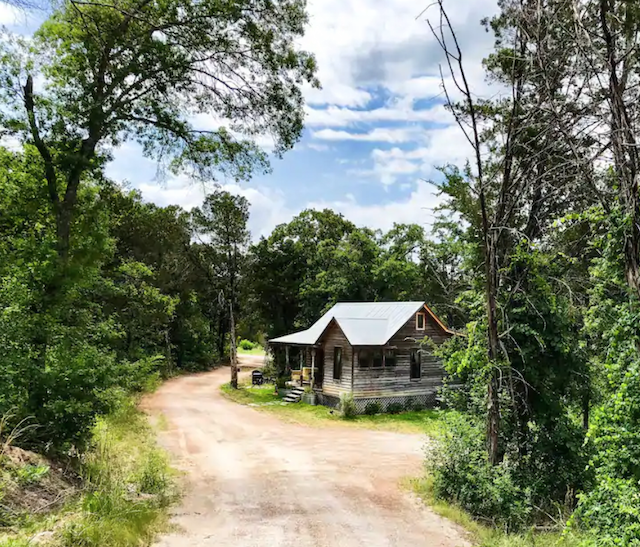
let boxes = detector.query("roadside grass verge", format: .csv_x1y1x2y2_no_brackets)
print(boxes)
0,397,177,547
237,346,266,356
408,477,593,547
220,382,446,436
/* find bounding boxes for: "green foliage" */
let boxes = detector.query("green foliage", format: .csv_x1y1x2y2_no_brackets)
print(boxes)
386,402,404,415
427,414,534,532
0,149,254,450
59,403,174,547
364,402,381,416
339,393,357,420
239,339,256,351
14,464,49,486
572,478,640,545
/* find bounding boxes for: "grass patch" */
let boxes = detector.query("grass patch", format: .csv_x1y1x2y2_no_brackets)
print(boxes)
237,346,266,356
0,398,177,547
408,476,592,547
221,382,280,405
220,383,446,435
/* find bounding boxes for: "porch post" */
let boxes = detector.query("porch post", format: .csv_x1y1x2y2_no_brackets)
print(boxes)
300,349,304,386
285,346,290,374
311,347,316,388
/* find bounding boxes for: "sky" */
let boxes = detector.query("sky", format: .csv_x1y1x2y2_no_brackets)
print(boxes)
1,0,500,239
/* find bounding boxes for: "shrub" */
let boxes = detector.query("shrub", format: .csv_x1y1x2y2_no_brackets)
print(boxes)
364,402,381,415
426,413,533,532
239,339,256,350
404,397,425,412
386,402,404,414
339,393,357,419
572,477,640,544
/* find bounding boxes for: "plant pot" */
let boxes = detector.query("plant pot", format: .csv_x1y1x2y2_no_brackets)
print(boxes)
277,388,292,398
302,392,317,405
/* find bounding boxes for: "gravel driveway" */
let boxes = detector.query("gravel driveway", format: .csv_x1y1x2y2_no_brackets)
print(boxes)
143,358,470,547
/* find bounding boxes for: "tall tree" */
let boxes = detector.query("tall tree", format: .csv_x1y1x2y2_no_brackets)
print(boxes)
0,0,318,261
192,190,250,388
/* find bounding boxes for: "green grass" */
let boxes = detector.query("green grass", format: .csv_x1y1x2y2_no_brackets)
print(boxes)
0,399,177,547
220,382,280,404
237,346,266,356
220,383,447,435
408,477,592,547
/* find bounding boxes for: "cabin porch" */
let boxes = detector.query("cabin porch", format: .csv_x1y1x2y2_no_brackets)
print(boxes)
273,344,325,391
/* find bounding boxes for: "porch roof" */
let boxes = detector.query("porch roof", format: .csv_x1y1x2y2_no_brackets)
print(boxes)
269,301,428,346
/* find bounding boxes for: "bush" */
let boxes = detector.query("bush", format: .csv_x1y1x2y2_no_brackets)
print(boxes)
426,413,533,532
339,393,357,419
364,402,381,415
386,402,404,414
239,339,256,350
572,477,640,544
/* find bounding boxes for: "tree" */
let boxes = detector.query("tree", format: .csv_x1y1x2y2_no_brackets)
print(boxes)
192,190,250,388
0,0,318,260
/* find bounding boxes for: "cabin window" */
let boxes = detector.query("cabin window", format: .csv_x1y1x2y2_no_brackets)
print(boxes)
410,349,421,379
358,349,371,368
416,312,426,330
333,347,343,380
372,349,384,368
384,349,396,367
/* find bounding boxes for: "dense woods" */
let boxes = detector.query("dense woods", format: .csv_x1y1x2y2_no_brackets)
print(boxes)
1,0,640,544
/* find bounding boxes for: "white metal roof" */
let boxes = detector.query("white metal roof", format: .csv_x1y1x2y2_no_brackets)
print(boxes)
269,301,431,346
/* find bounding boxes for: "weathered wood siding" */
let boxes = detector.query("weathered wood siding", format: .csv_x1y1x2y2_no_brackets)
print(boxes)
318,321,353,397
352,309,451,398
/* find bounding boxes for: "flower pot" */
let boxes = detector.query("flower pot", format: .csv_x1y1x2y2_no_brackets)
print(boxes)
277,388,292,398
302,392,317,405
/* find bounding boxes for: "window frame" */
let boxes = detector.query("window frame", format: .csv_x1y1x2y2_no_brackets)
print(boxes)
410,348,422,380
333,346,343,380
416,312,426,331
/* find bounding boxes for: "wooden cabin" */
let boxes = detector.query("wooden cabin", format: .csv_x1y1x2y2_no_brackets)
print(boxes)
268,301,454,413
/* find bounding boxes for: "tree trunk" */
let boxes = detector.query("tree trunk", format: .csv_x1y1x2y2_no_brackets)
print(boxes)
486,233,501,465
230,300,238,389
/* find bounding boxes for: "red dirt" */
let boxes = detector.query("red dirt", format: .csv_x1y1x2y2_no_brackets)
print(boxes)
143,356,470,547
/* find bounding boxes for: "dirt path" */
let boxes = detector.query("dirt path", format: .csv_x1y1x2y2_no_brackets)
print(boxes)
144,358,470,547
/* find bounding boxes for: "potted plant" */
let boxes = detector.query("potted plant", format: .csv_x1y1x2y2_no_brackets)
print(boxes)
275,377,291,398
302,386,316,405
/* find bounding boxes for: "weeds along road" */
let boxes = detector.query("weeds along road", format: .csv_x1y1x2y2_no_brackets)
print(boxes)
143,357,469,547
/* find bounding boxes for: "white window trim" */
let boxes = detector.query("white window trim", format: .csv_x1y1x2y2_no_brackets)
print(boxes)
416,312,426,331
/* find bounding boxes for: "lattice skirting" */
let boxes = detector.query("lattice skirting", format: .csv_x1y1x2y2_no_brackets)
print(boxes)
316,392,439,414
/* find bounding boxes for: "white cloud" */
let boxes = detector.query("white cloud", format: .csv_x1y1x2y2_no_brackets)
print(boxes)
132,175,443,239
312,126,422,143
304,83,371,108
0,4,21,25
306,143,331,152
0,135,23,152
358,124,473,185
307,181,442,233
305,103,450,127
300,0,498,108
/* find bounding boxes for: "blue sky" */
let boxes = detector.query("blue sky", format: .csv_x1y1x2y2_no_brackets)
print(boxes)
1,0,499,239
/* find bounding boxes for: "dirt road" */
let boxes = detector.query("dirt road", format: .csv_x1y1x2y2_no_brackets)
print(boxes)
144,357,470,547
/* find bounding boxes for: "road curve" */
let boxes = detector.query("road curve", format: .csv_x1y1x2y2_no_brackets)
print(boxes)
143,360,470,547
